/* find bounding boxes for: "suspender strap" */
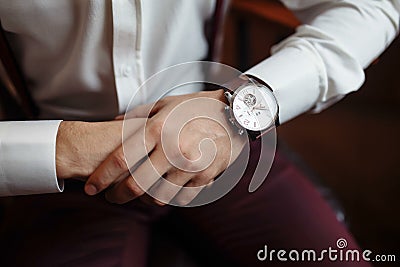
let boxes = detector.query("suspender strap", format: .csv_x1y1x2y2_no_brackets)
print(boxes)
0,22,38,119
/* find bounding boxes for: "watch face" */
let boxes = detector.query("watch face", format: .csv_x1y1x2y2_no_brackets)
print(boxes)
232,85,277,131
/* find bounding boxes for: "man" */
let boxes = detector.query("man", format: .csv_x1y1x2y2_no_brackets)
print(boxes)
0,0,398,266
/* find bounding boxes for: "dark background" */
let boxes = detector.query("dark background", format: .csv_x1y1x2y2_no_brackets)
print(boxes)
221,0,400,266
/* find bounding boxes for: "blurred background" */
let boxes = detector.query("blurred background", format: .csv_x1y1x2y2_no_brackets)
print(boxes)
220,0,400,265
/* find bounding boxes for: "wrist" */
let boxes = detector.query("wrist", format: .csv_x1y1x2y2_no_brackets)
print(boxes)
56,120,124,180
56,121,89,179
207,88,227,104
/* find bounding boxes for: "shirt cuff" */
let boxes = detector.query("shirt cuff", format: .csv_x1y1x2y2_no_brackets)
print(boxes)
245,47,322,124
0,120,63,196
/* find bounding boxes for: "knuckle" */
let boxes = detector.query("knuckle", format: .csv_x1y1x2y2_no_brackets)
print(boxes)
181,158,197,172
197,172,212,183
111,151,128,170
148,119,163,137
168,147,181,163
184,158,206,173
87,173,108,190
191,174,211,186
180,143,193,158
94,177,110,190
179,145,197,165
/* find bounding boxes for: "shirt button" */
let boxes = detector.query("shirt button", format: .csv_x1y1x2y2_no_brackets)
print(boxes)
122,66,132,77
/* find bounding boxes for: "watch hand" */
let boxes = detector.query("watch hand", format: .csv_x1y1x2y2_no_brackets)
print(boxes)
253,104,268,110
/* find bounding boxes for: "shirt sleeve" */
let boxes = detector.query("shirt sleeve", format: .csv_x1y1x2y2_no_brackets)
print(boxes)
245,0,400,123
0,120,64,196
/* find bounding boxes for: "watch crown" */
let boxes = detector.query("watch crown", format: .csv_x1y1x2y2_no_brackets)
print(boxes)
224,105,230,111
238,129,244,135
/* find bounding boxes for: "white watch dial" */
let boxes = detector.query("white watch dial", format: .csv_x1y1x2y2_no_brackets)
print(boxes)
232,85,277,131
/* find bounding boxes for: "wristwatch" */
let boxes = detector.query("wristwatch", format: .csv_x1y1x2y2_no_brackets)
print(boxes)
223,74,279,140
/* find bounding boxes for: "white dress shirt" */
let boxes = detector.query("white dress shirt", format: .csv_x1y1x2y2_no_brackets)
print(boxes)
0,0,399,196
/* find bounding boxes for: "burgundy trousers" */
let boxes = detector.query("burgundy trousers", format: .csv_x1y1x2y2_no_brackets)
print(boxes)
0,142,371,267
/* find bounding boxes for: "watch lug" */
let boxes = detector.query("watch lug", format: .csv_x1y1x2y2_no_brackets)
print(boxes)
224,91,233,104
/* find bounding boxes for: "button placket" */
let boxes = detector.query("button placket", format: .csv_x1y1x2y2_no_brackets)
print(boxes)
111,0,140,113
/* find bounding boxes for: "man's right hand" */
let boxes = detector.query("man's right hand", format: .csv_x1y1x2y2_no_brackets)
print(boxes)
55,119,145,180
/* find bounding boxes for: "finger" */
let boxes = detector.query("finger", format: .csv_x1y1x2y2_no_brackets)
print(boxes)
105,147,171,204
147,147,220,206
85,127,156,195
148,169,193,206
173,185,204,206
124,118,147,137
84,146,129,195
173,165,221,206
139,194,161,207
173,174,213,206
